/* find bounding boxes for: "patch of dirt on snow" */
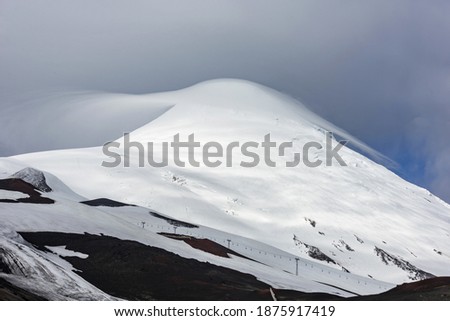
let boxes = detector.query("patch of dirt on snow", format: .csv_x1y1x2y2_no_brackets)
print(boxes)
81,198,136,207
159,233,254,261
0,179,54,204
19,232,277,301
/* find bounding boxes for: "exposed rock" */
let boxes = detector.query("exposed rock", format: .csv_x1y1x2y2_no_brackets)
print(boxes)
354,235,364,244
150,212,199,228
304,218,316,227
374,247,434,281
11,168,52,193
293,235,337,265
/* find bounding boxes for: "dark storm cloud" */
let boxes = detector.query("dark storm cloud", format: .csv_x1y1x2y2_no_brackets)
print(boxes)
0,0,449,201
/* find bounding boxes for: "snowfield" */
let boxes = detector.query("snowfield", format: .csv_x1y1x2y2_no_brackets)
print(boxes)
1,79,449,300
0,190,28,201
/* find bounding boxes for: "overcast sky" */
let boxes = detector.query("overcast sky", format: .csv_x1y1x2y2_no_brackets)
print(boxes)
0,0,449,202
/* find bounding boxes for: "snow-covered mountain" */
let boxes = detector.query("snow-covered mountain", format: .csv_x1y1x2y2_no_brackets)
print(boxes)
1,79,449,300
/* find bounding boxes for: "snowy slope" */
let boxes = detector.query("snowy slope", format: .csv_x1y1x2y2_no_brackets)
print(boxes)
1,79,450,298
0,169,379,298
0,227,115,301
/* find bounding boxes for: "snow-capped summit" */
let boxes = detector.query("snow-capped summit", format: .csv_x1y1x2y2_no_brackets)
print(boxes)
1,79,450,299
